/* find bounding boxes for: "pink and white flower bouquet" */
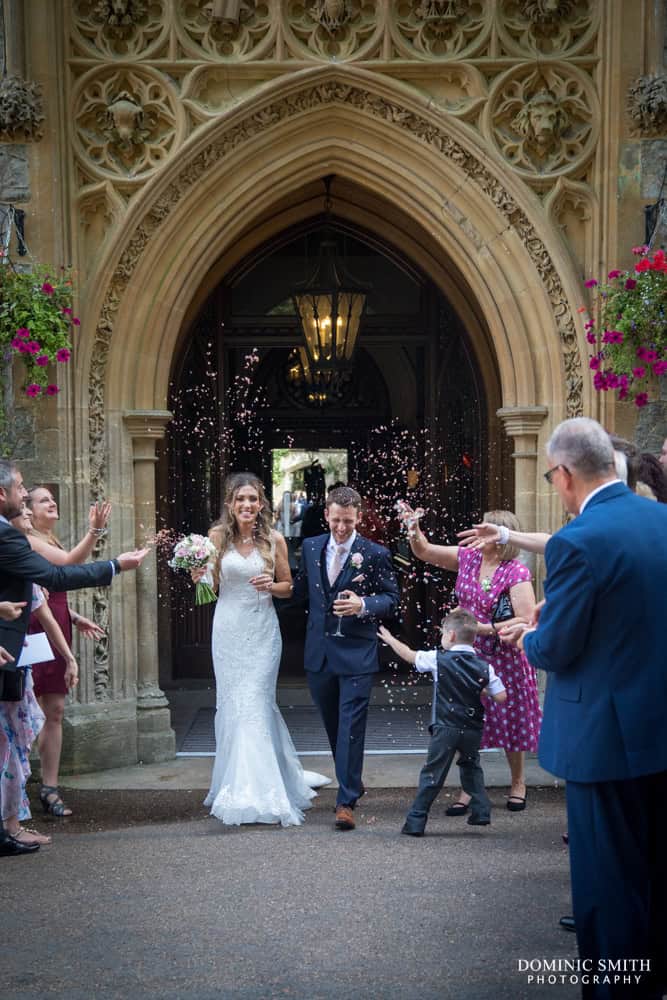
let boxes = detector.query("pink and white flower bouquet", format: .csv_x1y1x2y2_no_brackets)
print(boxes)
168,533,218,606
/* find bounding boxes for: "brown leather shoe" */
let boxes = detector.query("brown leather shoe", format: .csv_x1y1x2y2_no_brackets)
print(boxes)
335,805,356,831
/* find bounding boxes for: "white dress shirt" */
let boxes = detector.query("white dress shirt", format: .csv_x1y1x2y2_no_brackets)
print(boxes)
414,643,506,696
578,479,622,514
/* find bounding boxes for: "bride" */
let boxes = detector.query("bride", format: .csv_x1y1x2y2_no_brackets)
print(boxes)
193,471,329,827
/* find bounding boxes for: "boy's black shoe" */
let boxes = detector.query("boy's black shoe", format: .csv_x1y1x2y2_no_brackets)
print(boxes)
401,822,425,837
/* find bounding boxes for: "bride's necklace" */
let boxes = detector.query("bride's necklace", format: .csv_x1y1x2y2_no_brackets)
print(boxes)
239,535,254,545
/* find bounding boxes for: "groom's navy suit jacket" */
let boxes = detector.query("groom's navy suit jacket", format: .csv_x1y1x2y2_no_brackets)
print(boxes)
0,520,115,667
523,482,667,783
294,532,400,676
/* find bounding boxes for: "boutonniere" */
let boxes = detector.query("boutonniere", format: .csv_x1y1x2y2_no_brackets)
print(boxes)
350,552,364,569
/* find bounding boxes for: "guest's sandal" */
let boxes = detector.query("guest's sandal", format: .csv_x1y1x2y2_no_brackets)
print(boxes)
506,793,527,812
13,826,52,845
445,801,470,816
39,785,72,817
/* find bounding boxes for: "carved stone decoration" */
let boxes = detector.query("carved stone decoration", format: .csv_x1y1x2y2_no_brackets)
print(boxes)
178,1,274,60
499,0,596,56
545,176,595,276
486,66,597,182
309,0,350,33
285,0,381,60
73,0,166,58
392,0,491,59
627,75,667,136
73,68,181,181
0,75,44,141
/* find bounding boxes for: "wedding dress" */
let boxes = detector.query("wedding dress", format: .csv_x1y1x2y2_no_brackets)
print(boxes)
205,546,329,826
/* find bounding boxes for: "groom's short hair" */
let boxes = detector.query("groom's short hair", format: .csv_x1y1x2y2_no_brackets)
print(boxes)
326,485,362,510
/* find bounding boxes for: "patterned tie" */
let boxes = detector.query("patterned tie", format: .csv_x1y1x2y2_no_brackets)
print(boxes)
328,545,347,588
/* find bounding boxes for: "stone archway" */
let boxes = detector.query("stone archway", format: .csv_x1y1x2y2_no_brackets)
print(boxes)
75,67,588,762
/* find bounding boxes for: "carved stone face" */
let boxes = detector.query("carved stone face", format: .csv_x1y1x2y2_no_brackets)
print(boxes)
513,90,569,153
522,0,575,25
107,91,143,141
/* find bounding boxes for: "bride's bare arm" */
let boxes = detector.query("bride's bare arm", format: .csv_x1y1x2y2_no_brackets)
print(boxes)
269,532,293,598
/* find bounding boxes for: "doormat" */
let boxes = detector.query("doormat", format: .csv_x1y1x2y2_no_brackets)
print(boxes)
177,704,433,756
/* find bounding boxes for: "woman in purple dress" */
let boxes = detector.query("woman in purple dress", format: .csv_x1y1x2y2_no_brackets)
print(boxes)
402,506,541,812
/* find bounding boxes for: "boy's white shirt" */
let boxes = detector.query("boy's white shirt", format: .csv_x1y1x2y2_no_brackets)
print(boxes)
414,643,505,696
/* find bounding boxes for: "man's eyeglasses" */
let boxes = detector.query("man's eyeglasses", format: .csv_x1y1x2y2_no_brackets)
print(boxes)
543,464,570,485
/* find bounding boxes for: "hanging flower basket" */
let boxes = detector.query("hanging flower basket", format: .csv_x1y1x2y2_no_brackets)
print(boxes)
583,246,667,408
0,259,79,398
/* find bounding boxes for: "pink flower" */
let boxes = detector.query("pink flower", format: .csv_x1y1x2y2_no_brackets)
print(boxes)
634,393,649,407
606,373,620,389
593,371,609,391
56,348,71,363
36,355,50,367
41,282,54,295
45,384,59,396
632,245,649,255
643,349,658,363
61,307,72,316
589,356,601,370
635,259,651,273
624,279,637,290
618,386,629,401
632,366,646,378
25,384,41,397
17,342,30,354
586,331,597,344
11,336,24,348
584,279,598,287
15,328,30,339
652,360,667,376
72,318,80,326
607,270,622,280
603,330,624,344
27,341,41,354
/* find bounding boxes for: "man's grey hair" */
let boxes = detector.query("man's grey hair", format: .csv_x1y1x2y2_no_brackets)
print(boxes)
0,459,17,491
547,418,615,480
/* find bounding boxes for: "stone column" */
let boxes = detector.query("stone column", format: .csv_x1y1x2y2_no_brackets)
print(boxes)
123,410,175,763
497,404,549,533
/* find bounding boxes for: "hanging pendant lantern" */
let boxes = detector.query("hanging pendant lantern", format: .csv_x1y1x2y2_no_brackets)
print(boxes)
292,177,369,375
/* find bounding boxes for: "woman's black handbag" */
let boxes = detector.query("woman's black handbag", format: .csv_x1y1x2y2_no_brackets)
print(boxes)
0,668,25,702
491,590,514,625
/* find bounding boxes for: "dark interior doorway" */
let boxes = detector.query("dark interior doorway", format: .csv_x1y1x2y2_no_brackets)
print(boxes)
158,219,498,687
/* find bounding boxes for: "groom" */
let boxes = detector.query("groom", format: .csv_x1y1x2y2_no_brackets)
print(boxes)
294,486,400,830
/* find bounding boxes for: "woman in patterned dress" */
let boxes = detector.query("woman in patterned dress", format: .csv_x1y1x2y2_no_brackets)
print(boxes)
402,506,541,812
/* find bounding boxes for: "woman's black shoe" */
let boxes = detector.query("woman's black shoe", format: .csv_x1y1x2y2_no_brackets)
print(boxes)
445,801,469,816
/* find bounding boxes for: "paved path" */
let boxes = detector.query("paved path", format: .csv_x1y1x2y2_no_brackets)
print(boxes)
4,786,579,1000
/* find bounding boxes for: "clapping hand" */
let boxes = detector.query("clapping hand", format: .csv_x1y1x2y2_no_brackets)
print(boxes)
457,523,500,549
0,645,15,667
89,500,112,531
116,548,149,570
0,600,27,622
73,614,105,641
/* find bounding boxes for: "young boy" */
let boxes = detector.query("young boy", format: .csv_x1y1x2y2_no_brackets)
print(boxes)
378,609,506,836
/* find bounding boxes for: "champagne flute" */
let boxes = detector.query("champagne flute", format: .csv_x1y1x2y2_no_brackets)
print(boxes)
253,556,275,613
333,591,346,637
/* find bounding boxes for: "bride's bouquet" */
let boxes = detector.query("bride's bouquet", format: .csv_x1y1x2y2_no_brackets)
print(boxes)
168,533,218,606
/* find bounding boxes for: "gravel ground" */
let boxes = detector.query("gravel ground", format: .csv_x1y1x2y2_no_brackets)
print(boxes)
3,786,579,1000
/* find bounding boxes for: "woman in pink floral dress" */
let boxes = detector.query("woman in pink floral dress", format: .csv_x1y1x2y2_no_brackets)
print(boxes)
402,506,541,812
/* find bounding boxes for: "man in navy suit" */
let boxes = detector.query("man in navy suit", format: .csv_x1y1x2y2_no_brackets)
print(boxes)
293,485,400,830
0,459,148,856
518,418,667,999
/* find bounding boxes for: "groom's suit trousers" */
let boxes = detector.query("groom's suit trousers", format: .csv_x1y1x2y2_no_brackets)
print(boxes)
307,667,374,808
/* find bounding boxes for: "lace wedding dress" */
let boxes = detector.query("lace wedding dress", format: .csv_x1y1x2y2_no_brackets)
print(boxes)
205,546,329,826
